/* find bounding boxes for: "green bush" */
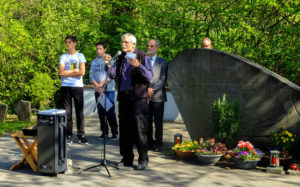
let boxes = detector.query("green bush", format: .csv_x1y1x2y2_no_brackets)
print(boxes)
211,94,240,148
25,73,58,110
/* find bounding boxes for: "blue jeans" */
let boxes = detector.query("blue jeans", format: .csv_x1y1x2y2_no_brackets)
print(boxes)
95,91,118,136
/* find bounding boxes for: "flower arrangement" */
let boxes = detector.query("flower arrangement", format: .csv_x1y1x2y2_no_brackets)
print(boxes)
197,138,227,155
232,140,263,161
172,140,199,152
271,129,295,152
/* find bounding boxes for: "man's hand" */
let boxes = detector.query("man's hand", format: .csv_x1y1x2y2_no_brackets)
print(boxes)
148,87,154,100
104,54,112,67
95,79,106,95
129,58,140,68
96,85,103,95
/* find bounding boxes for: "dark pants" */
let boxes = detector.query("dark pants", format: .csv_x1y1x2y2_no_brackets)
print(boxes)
118,92,149,165
148,101,165,147
61,86,85,138
95,91,118,136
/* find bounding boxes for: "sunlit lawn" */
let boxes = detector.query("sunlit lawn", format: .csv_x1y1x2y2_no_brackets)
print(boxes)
0,114,36,135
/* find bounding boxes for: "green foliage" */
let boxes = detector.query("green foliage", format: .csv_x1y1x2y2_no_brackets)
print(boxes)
211,94,240,148
25,73,57,109
0,0,299,111
0,115,36,135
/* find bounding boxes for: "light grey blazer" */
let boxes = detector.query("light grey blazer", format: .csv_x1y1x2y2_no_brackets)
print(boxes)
149,56,168,102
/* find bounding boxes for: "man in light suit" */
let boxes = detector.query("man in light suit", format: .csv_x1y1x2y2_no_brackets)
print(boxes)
146,39,168,152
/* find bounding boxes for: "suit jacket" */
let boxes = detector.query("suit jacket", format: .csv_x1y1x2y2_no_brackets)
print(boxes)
149,56,168,102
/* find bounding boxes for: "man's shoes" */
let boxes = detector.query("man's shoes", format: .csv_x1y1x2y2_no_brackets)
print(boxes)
154,147,161,152
136,161,148,171
78,136,89,144
110,134,119,141
117,161,133,168
153,144,161,152
66,136,73,145
97,133,108,140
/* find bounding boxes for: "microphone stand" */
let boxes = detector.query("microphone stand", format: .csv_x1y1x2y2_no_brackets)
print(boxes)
81,63,118,177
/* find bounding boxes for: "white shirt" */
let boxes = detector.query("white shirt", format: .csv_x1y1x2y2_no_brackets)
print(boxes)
150,55,157,67
59,52,86,87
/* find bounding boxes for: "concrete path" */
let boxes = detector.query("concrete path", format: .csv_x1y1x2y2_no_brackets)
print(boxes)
1,118,300,187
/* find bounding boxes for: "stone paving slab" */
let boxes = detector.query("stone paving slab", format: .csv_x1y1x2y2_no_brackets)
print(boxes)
1,118,300,187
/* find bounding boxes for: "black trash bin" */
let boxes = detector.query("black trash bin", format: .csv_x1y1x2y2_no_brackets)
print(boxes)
37,109,67,175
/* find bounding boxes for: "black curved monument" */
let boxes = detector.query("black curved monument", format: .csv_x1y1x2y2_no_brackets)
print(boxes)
168,49,300,147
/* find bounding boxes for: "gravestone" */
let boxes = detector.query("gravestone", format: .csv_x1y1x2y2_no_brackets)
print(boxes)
0,103,8,123
168,49,300,148
14,100,31,121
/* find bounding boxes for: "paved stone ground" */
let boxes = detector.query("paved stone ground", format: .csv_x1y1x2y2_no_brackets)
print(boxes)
1,118,300,187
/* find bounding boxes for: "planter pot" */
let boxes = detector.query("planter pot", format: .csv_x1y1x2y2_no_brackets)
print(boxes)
232,158,260,169
175,150,195,159
196,154,222,165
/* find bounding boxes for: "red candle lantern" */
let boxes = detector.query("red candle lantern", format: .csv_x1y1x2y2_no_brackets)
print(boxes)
174,133,182,145
269,150,280,167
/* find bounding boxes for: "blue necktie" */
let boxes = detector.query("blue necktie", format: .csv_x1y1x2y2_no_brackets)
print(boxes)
150,58,154,67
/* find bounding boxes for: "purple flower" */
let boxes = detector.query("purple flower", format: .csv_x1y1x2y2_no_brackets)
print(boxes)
237,151,249,157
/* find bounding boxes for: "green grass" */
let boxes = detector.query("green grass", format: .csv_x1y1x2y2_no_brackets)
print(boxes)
0,115,36,135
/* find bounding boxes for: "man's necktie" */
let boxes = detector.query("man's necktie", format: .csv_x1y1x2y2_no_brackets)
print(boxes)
150,58,154,67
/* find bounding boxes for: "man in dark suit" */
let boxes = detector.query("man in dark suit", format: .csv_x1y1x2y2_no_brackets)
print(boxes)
105,33,153,170
146,39,168,152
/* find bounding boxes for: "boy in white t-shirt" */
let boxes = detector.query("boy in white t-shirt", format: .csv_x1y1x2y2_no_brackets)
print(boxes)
59,35,88,145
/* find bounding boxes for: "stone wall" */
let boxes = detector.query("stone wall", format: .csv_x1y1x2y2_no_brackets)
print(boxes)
168,49,300,148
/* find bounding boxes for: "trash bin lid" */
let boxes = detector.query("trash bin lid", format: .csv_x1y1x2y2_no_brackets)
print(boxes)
38,109,66,115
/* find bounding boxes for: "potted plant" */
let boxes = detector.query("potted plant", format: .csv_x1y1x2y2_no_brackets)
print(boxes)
172,140,199,159
231,140,263,169
272,129,295,154
267,129,295,165
196,138,227,165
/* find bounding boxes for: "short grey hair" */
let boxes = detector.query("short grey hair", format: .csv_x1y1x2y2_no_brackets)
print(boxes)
149,39,160,47
121,33,137,44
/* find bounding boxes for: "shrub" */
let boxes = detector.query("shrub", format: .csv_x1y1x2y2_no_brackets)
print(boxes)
25,73,57,109
211,94,240,148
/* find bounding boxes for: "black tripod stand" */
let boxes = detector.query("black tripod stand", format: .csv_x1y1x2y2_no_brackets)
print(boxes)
81,78,118,177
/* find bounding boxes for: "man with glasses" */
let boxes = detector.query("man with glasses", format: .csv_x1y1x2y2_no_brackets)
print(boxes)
146,39,168,152
105,33,153,170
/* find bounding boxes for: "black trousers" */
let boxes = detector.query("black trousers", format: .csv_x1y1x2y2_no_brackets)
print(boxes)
148,101,165,147
61,86,85,137
95,91,118,136
118,92,149,165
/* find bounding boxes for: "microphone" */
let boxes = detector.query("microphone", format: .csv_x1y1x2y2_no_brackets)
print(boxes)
112,51,122,61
